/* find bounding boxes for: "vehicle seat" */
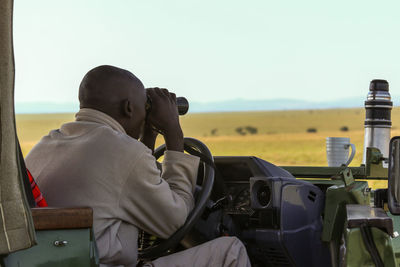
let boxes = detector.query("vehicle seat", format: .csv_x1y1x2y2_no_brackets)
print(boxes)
3,144,98,265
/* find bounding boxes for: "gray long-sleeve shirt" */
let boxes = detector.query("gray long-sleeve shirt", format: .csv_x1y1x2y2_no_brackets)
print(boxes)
25,108,200,266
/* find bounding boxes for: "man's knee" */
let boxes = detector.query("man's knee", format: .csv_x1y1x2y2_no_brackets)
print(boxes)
212,237,250,266
215,236,241,245
212,236,246,252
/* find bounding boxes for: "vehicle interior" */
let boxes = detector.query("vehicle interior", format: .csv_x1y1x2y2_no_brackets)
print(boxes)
3,135,393,267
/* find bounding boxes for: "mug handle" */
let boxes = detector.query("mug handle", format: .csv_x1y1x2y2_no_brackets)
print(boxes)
345,143,356,166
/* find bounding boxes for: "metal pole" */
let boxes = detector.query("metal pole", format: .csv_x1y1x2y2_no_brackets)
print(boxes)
0,0,36,254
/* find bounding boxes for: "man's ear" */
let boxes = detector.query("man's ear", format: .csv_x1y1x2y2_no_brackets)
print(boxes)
122,99,133,118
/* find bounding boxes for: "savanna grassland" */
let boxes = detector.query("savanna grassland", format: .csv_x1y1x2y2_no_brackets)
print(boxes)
16,107,400,188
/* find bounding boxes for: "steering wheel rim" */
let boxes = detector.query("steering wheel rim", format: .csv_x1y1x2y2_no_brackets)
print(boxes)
138,137,215,260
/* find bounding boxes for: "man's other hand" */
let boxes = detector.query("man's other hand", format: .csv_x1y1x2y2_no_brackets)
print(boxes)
146,88,184,152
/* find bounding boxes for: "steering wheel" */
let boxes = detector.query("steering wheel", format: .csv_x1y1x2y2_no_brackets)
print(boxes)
138,137,215,260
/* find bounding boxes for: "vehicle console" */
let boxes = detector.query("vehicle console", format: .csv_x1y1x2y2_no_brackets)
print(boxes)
192,156,331,267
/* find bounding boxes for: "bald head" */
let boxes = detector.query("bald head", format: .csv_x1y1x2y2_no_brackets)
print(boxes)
79,65,144,108
79,65,147,138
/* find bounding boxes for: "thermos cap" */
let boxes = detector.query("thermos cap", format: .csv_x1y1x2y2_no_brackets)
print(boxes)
369,79,389,92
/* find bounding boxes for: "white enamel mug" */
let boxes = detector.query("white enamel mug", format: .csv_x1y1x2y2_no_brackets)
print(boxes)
326,137,356,167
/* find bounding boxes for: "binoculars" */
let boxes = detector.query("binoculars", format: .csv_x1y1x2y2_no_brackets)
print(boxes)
146,95,189,116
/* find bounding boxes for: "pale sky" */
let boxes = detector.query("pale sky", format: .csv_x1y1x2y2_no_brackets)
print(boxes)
13,0,400,105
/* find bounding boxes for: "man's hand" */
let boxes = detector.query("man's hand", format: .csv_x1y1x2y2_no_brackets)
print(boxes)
146,88,184,152
140,122,159,152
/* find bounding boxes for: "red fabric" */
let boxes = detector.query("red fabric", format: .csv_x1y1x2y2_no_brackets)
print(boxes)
27,169,48,207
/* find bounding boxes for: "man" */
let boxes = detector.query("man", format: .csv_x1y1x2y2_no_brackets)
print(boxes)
26,65,251,267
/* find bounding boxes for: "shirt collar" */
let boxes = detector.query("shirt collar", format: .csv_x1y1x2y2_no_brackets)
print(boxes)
75,108,126,134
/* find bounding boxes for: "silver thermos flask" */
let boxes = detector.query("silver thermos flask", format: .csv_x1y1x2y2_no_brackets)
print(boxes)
362,79,392,165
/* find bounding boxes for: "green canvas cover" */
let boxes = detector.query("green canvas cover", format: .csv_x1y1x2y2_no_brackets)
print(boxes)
0,0,36,254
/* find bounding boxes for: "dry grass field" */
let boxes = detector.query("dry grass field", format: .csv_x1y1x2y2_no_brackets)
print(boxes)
16,107,400,189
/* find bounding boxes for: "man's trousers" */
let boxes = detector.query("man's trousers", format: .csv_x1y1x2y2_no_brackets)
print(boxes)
144,236,251,267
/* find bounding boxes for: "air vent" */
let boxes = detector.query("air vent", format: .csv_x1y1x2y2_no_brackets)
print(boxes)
250,179,272,209
308,191,317,202
257,185,271,206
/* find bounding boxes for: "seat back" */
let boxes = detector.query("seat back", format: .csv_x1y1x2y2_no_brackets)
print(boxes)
31,207,93,230
1,207,98,267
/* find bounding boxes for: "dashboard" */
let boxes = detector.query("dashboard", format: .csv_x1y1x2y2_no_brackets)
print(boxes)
190,156,331,267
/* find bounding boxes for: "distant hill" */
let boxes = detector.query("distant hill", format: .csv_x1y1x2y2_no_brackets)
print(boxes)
15,95,399,114
189,97,368,112
15,102,79,114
